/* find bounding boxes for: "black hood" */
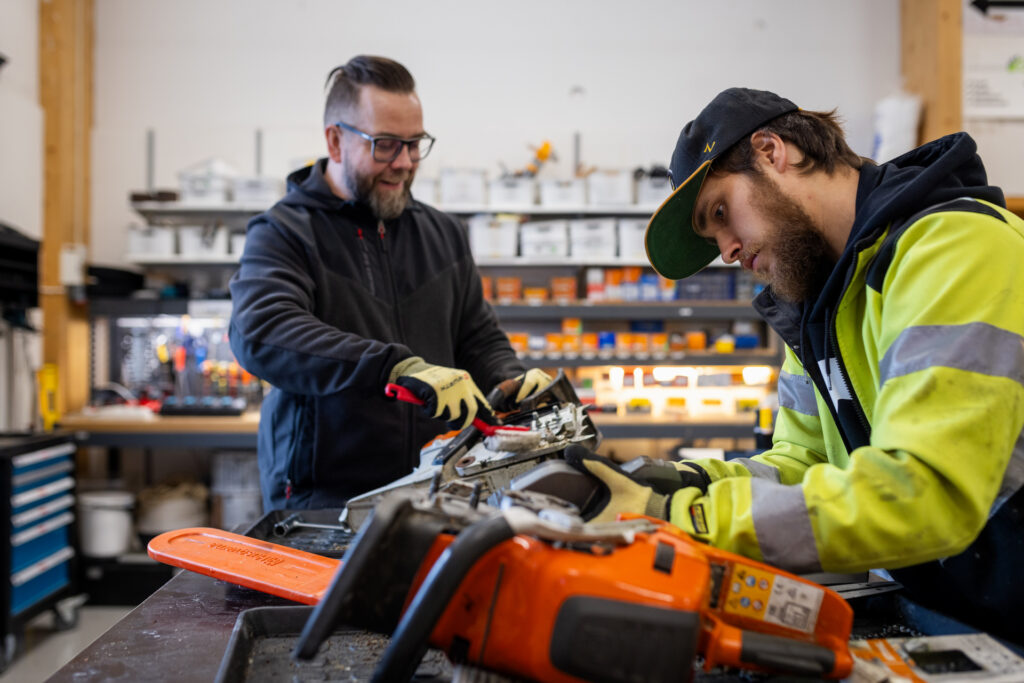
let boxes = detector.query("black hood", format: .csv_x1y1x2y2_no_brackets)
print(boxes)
849,132,1003,249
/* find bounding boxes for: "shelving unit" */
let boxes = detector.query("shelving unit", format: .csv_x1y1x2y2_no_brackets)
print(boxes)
115,200,778,445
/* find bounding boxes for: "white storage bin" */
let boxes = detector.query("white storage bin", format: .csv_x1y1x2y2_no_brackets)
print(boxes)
569,219,617,260
411,177,438,204
520,220,569,259
231,176,285,206
439,168,487,206
618,218,650,261
539,179,586,208
127,225,176,259
179,158,236,205
468,214,519,259
586,170,635,205
179,225,229,260
488,177,536,209
637,176,673,207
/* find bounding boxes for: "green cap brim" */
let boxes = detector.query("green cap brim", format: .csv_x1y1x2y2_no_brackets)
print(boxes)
644,160,720,280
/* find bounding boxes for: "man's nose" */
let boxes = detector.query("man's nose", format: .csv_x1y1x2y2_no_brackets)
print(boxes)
390,144,415,170
717,233,742,263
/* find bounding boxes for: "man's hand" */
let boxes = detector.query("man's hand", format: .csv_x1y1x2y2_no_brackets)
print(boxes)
389,356,492,429
564,446,711,528
493,368,554,411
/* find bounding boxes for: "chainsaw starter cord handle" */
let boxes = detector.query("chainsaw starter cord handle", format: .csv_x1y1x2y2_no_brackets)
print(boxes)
372,514,516,683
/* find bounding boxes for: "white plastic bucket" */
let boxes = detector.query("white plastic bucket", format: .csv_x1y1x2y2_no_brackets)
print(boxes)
78,491,135,557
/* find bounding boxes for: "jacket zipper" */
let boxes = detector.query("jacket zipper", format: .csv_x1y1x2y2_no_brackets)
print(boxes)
357,228,375,297
377,220,415,469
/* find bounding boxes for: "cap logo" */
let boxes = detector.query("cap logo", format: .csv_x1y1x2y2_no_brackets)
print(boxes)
703,141,716,154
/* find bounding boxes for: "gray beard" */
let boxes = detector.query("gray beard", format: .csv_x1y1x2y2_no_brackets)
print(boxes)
345,166,414,221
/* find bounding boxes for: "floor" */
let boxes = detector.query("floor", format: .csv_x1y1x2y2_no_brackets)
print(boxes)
0,606,131,682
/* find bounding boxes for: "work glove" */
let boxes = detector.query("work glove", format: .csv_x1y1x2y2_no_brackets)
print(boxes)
493,368,554,411
564,446,711,527
389,356,492,430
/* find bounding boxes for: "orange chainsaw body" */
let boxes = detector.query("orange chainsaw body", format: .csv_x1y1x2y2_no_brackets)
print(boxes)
422,518,854,680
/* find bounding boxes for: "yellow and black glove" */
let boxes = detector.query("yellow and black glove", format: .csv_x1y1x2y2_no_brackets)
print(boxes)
493,368,554,411
564,446,711,526
389,356,492,430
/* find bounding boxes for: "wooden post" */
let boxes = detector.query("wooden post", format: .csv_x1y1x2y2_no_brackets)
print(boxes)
901,0,963,143
39,0,94,417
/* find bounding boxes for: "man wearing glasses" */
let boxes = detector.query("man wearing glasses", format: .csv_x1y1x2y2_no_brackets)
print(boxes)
229,56,546,511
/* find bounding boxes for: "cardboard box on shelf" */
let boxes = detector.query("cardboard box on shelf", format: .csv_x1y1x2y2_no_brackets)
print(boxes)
636,175,672,206
586,170,635,205
488,177,536,208
520,220,569,258
569,218,617,260
468,214,519,258
496,276,522,302
617,218,649,261
439,168,487,206
410,177,438,203
539,178,586,207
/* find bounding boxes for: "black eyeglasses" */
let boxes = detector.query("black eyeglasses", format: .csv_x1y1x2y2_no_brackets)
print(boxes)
334,122,435,163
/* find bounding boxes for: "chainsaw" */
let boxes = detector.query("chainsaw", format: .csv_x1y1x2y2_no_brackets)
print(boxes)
341,369,601,532
150,484,855,681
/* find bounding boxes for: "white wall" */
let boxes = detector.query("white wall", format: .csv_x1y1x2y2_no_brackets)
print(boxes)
0,0,43,432
91,0,902,265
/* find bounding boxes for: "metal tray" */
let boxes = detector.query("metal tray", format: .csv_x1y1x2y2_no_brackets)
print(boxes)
214,605,452,683
241,508,355,557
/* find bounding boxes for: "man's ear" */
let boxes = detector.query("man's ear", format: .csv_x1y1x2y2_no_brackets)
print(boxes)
325,125,343,164
749,130,789,174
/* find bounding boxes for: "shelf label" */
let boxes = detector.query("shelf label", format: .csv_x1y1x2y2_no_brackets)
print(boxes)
678,307,694,317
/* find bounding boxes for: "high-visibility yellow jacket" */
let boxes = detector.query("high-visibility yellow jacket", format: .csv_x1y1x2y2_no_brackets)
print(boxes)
670,133,1024,640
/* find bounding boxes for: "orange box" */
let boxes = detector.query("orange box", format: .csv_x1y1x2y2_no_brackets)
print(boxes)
481,275,493,301
651,332,669,352
669,332,686,352
545,332,563,352
616,332,633,355
561,317,582,335
523,287,549,303
632,333,650,354
496,277,522,302
622,266,643,283
685,331,708,350
581,332,599,353
561,334,581,353
507,332,529,353
550,276,577,303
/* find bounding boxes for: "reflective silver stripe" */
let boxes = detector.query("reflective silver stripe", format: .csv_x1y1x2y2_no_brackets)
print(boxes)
750,479,822,573
992,429,1024,518
730,457,781,483
778,370,818,416
880,322,1024,387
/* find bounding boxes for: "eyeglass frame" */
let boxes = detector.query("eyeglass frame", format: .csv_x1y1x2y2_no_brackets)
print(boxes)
333,121,436,163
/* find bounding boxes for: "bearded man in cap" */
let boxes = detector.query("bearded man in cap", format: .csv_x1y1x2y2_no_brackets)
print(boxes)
566,88,1024,644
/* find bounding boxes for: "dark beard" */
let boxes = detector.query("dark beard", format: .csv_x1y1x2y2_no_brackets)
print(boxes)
345,166,413,221
749,173,832,303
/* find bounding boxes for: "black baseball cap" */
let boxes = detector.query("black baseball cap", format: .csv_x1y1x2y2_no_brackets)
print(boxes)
645,88,798,280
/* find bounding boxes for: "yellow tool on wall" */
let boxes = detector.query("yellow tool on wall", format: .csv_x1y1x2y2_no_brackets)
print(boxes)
37,362,60,431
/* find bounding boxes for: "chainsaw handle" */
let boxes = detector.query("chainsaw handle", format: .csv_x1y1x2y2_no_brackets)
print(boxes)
705,619,843,678
371,514,516,683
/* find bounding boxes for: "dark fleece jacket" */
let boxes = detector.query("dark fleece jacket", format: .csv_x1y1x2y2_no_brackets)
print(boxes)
229,160,523,509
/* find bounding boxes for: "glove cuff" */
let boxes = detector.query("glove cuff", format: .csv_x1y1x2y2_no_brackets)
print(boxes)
645,491,670,520
667,487,709,539
388,355,427,384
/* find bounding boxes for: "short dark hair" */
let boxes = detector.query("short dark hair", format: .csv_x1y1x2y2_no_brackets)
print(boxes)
323,55,416,126
710,109,863,178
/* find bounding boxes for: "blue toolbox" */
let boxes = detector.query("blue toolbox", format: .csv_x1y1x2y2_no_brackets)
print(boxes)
0,432,78,672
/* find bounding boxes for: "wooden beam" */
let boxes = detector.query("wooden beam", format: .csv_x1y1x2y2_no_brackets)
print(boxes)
901,0,963,143
39,0,94,417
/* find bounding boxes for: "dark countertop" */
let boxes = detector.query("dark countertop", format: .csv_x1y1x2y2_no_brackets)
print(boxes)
48,563,291,682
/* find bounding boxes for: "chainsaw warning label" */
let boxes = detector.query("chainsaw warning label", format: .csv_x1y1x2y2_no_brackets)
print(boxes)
722,564,823,634
764,575,823,633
